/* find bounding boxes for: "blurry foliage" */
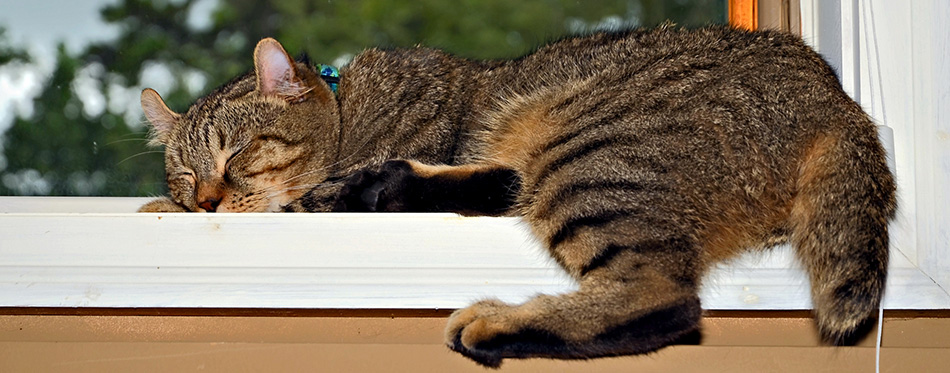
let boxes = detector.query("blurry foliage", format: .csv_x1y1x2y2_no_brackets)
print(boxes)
0,0,724,196
0,28,30,64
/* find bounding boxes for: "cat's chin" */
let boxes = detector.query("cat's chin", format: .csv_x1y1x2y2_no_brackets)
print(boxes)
213,205,273,213
218,198,290,212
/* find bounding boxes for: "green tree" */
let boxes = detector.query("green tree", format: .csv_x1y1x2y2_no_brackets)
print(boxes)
0,0,724,196
1,45,166,195
0,28,30,65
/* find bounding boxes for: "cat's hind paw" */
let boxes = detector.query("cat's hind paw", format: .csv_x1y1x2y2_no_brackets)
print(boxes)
445,299,515,368
445,296,703,368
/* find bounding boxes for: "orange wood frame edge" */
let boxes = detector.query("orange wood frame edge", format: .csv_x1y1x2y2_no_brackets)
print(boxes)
2,307,949,318
729,0,758,30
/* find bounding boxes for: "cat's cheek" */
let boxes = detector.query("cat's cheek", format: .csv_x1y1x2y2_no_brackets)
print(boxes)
266,190,299,212
216,200,255,213
215,194,249,213
267,199,285,212
255,178,307,212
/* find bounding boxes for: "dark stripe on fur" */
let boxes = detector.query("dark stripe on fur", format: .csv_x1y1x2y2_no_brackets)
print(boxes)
547,209,636,247
530,136,628,191
241,155,305,178
533,179,662,219
544,102,635,154
580,237,692,276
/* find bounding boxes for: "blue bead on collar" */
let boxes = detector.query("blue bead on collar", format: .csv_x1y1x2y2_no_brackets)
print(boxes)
318,64,340,94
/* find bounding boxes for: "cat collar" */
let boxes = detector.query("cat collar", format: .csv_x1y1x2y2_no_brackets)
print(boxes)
318,64,340,94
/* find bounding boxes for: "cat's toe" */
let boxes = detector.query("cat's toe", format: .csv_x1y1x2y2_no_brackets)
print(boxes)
445,299,514,368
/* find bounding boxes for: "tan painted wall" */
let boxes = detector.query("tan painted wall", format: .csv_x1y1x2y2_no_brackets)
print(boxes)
1,310,948,372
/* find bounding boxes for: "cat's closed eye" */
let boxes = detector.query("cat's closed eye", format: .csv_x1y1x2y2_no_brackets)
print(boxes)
255,135,292,144
172,171,195,185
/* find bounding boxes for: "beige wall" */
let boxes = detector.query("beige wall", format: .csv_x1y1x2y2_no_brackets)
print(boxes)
1,310,948,372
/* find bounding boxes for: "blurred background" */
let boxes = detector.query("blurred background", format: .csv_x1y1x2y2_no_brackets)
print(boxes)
0,0,726,197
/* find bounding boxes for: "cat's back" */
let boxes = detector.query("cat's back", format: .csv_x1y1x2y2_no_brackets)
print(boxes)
491,26,858,168
514,26,839,95
492,26,858,164
486,26,887,251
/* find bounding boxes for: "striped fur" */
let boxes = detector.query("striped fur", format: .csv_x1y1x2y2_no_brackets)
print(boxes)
141,26,896,367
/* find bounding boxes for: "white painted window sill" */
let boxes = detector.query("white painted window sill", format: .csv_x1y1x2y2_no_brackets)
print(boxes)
1,196,946,310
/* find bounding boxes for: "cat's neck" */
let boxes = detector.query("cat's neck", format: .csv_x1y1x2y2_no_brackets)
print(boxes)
327,40,623,176
331,48,495,175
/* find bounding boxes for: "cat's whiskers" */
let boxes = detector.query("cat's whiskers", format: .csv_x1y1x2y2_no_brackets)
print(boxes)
273,169,327,187
117,150,165,165
262,182,325,200
248,174,322,200
105,137,151,146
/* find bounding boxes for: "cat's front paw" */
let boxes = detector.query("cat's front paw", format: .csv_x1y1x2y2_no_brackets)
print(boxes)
332,160,418,212
138,197,189,212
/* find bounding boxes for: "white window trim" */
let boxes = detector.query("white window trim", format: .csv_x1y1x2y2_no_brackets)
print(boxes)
0,193,946,310
1,1,947,311
799,0,950,305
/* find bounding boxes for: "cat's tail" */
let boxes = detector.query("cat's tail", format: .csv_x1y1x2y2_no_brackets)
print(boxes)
790,123,896,344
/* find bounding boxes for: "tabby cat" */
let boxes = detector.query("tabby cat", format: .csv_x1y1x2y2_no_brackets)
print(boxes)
140,26,896,367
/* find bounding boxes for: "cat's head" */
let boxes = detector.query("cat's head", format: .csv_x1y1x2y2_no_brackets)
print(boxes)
141,38,340,212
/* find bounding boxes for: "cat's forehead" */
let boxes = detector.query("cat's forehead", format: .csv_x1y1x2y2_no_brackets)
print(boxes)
180,75,281,129
185,74,256,116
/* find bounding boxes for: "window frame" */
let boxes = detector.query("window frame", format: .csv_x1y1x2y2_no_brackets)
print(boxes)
1,0,947,312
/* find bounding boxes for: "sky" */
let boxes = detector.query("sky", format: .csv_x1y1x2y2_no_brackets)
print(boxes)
0,0,119,57
0,0,120,134
0,0,217,133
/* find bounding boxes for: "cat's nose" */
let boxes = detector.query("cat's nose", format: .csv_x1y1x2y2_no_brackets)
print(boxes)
198,198,221,212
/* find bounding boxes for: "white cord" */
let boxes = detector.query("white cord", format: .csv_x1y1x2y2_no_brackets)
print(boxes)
857,2,887,373
875,303,884,373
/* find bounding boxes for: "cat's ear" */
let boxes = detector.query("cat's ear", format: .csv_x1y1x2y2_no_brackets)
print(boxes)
140,88,180,144
254,38,307,99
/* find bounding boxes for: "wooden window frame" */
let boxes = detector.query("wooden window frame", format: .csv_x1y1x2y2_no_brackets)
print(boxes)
729,0,759,30
730,0,802,34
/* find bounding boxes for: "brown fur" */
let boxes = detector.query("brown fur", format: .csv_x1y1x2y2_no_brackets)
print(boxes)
406,161,490,180
141,26,896,367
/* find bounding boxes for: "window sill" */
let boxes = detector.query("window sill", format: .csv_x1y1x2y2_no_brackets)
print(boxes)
1,196,946,310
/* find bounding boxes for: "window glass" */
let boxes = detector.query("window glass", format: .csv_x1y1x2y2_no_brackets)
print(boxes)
0,0,725,196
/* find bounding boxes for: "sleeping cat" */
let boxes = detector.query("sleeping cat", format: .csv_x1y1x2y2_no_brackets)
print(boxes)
139,26,896,367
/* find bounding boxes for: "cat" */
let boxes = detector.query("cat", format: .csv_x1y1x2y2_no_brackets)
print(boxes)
139,25,896,367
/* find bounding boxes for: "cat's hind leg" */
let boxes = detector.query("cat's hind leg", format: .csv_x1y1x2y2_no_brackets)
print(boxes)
446,235,703,367
446,115,711,366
